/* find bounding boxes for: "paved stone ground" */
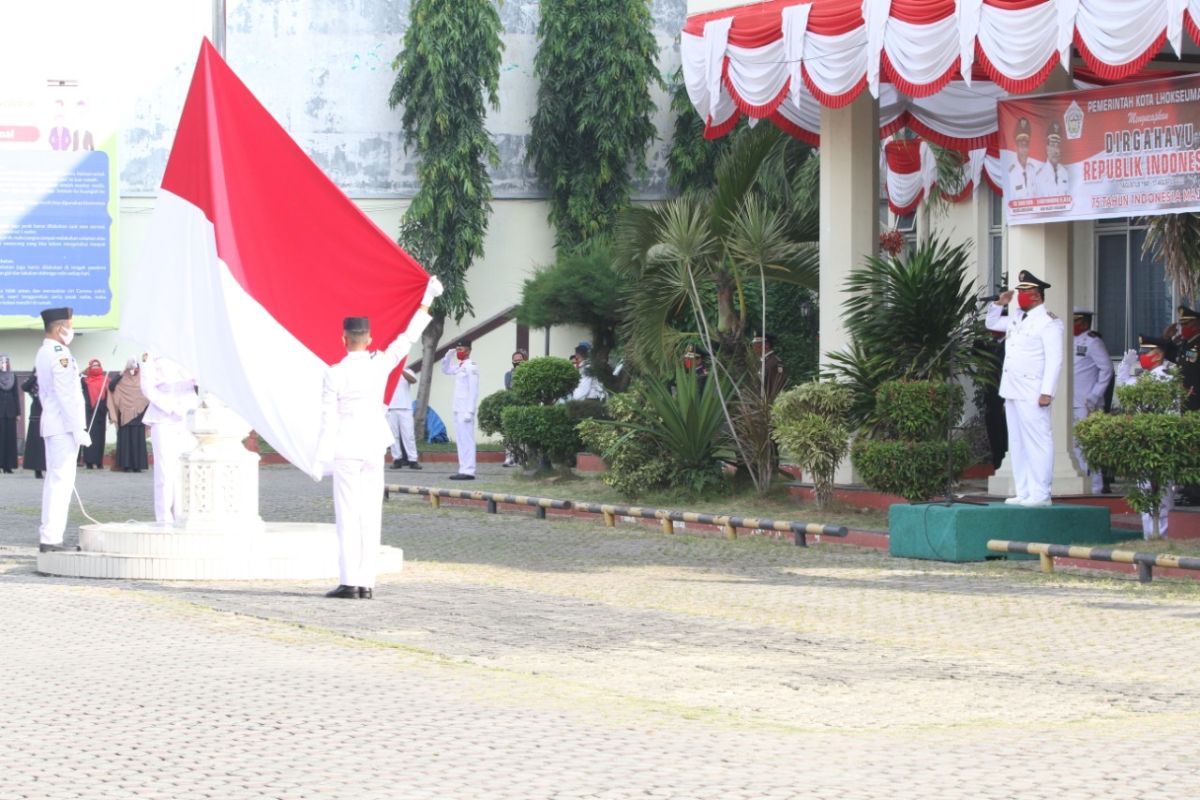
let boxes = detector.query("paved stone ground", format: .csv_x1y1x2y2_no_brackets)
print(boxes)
2,464,1200,799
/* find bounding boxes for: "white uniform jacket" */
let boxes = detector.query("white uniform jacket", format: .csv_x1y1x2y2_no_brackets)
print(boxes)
316,314,428,464
1073,330,1113,411
35,338,86,439
388,368,416,410
1008,158,1042,200
1034,162,1070,196
141,355,199,426
441,353,480,416
986,303,1064,401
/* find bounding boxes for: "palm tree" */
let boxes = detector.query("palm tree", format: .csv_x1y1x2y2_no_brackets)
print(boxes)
613,126,820,492
1143,213,1200,303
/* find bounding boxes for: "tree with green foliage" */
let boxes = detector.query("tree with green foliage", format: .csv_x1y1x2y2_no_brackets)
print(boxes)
389,0,502,436
772,382,852,510
528,0,663,250
666,67,739,194
516,239,623,389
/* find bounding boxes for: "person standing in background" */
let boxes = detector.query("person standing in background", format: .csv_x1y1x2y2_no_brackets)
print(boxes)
79,358,109,470
386,367,421,470
141,353,199,524
0,355,18,474
108,358,150,473
1070,308,1112,494
502,349,527,467
21,373,46,479
442,339,480,480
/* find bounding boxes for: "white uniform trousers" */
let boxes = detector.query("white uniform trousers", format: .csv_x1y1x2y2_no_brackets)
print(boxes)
1005,398,1053,503
1139,481,1173,539
332,457,384,588
387,408,418,462
151,421,196,524
1072,404,1103,494
454,413,476,476
40,433,78,545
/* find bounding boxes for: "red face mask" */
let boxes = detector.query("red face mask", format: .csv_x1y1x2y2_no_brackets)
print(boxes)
1073,320,1088,336
455,348,468,361
1139,352,1161,371
1017,289,1039,311
683,357,694,370
1182,322,1199,339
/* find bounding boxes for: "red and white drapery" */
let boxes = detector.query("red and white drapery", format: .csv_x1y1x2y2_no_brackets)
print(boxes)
682,0,1200,212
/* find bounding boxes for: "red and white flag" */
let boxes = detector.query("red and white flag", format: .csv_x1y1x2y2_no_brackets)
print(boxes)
121,39,431,475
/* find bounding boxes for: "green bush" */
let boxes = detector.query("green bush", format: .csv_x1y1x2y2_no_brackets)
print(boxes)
1116,370,1188,413
851,439,971,502
771,382,852,509
564,398,610,425
850,379,969,502
874,380,964,441
510,356,579,405
478,390,523,437
501,404,580,467
578,388,679,499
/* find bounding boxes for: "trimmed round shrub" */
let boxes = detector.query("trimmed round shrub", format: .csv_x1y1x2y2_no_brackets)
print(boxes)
501,404,581,466
478,390,523,437
510,356,579,405
851,439,971,502
874,380,964,440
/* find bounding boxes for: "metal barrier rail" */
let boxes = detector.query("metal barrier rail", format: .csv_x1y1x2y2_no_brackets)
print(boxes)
987,539,1200,583
383,484,848,546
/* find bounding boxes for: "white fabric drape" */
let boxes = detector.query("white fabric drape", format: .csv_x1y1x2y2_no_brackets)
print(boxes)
782,3,811,108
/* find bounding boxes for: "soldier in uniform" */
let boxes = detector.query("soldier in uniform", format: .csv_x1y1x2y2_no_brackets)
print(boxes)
985,270,1064,507
141,353,199,525
313,283,437,599
1034,121,1070,196
1008,117,1041,200
35,307,87,552
441,337,480,480
1116,336,1178,538
1071,307,1112,493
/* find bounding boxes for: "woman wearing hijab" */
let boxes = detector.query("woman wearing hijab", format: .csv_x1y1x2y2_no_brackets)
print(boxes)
79,358,109,469
0,354,19,473
21,372,46,479
108,358,149,473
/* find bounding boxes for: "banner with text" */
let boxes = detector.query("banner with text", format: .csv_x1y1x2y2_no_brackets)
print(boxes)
0,83,119,330
997,74,1200,226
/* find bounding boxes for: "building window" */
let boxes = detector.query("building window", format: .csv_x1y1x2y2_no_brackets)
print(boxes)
894,210,917,256
987,193,1004,294
1094,218,1173,353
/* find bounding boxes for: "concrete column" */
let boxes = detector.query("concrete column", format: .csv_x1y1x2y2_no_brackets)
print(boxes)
819,94,879,484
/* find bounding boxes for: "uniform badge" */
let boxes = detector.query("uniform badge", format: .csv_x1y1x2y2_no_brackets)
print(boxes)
59,358,70,368
53,345,63,352
1075,345,1087,357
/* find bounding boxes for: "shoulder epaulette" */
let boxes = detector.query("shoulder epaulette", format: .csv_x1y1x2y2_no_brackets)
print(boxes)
1087,331,1100,338
1047,311,1058,320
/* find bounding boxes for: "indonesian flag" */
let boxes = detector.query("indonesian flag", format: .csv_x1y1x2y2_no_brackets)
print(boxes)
120,39,431,475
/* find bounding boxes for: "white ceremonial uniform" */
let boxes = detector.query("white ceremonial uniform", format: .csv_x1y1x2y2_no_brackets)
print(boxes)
441,351,480,476
386,368,418,462
1072,329,1113,493
35,337,88,546
570,366,606,401
315,312,429,590
1034,161,1070,196
986,302,1064,504
1008,158,1042,200
141,355,199,525
1116,354,1174,539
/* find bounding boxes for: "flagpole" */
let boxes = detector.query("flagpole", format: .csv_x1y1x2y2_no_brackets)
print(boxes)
213,0,226,57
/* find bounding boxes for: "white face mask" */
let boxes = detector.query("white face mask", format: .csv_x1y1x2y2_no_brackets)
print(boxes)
60,327,75,345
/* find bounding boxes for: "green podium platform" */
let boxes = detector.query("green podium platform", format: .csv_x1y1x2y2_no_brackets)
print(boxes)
888,502,1128,562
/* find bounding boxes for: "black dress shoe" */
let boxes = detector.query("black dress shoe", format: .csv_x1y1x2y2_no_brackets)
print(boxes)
389,459,403,470
448,473,475,481
35,471,44,479
358,587,373,599
39,543,80,553
409,462,422,470
324,584,359,599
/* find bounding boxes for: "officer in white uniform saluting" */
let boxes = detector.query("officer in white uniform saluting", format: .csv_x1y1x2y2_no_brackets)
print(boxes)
441,338,480,481
35,307,87,552
313,279,439,600
985,270,1065,507
1070,307,1112,494
141,353,199,525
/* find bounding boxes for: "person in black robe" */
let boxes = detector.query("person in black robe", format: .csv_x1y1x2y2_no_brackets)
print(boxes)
21,373,45,479
0,355,18,473
80,358,109,469
108,359,149,473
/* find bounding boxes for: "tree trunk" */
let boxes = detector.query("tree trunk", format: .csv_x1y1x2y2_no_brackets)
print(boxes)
413,312,445,441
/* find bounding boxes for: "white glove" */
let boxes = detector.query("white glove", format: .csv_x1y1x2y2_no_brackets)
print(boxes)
308,466,323,483
1120,349,1138,369
76,430,92,449
422,276,444,306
